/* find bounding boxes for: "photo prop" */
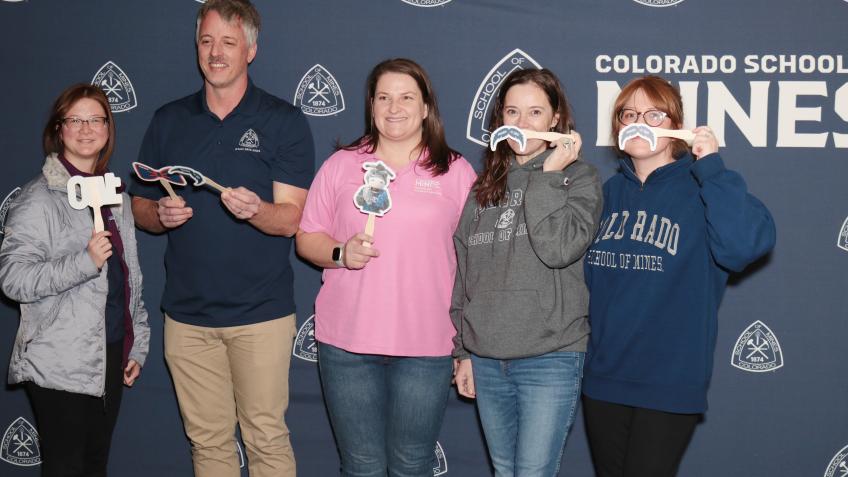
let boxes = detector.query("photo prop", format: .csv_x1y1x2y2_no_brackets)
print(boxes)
132,162,186,200
489,125,577,152
353,160,396,242
167,165,229,193
618,124,696,151
67,173,123,233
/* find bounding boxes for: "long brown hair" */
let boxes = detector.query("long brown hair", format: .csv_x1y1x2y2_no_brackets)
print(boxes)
43,84,116,175
474,68,574,207
611,75,688,159
340,58,459,176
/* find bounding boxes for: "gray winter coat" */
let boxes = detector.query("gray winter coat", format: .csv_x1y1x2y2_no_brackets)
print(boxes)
0,154,150,397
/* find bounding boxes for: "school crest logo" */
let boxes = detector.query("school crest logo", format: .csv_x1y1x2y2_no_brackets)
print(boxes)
467,49,542,146
837,217,848,251
294,64,345,117
236,128,260,152
1,417,41,466
823,444,848,477
0,187,21,247
433,441,448,475
401,0,453,6
731,320,784,372
91,61,138,113
632,0,686,6
495,209,515,229
293,315,318,362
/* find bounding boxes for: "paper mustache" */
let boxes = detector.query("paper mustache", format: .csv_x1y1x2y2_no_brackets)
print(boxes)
489,125,576,152
617,124,696,151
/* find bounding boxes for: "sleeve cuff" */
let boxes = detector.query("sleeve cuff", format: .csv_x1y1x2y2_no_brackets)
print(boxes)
690,153,725,185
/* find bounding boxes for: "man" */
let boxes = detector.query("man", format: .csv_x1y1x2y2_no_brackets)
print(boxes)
130,1,313,475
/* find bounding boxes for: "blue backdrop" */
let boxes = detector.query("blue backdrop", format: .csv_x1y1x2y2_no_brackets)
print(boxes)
1,0,846,475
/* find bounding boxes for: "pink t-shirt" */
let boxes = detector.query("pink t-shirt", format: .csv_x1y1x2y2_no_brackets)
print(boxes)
299,148,476,356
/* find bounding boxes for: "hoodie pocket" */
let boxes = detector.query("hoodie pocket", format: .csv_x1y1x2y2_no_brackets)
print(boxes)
464,290,551,353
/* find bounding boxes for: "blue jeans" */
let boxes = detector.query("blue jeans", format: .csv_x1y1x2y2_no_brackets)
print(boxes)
472,351,585,477
318,342,453,477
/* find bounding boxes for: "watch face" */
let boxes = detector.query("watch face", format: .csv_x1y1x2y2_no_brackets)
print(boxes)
332,246,342,261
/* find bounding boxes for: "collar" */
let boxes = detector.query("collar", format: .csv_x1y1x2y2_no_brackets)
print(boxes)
197,77,261,119
43,153,124,193
620,154,694,185
42,153,72,192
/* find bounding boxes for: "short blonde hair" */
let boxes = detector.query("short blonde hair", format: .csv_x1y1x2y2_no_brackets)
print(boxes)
196,0,260,47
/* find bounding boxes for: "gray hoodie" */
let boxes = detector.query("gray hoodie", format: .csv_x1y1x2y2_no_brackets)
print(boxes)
451,149,602,360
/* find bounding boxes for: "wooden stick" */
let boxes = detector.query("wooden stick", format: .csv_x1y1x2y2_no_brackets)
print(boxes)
203,176,230,193
362,213,375,248
160,179,178,200
652,127,695,145
92,206,105,233
522,130,576,143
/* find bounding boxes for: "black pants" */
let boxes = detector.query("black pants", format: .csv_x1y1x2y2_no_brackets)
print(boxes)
582,394,700,477
25,342,124,477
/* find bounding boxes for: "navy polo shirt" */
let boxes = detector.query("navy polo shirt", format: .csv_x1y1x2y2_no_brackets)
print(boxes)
130,79,314,327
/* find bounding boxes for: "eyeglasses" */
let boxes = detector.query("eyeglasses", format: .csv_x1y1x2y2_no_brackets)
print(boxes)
60,117,108,132
617,109,668,127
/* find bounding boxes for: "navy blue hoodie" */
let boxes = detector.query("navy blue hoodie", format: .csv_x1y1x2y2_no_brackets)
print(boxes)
582,153,775,414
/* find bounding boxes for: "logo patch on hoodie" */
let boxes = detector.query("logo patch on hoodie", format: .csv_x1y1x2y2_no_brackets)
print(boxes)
731,320,784,372
495,209,515,229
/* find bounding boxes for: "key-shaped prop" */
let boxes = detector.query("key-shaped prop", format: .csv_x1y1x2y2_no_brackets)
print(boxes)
67,173,123,233
618,124,696,152
353,160,396,246
167,165,229,193
489,125,577,152
132,162,187,200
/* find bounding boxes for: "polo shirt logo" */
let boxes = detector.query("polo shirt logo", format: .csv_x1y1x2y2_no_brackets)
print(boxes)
235,128,260,153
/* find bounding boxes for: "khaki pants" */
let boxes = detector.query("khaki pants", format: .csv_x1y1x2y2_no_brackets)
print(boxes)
165,315,297,477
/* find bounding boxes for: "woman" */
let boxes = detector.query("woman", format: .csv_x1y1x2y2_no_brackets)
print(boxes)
581,75,776,477
0,84,150,477
451,68,603,476
296,58,476,476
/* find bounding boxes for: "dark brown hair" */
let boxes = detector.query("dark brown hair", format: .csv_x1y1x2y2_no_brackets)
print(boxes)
340,58,459,176
475,68,574,207
42,84,115,175
612,75,688,159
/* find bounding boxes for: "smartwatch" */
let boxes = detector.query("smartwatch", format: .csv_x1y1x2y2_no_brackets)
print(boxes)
332,244,345,268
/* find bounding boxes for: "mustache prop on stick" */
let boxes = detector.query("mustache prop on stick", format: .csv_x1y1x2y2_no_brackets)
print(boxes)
618,124,696,152
489,125,578,152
